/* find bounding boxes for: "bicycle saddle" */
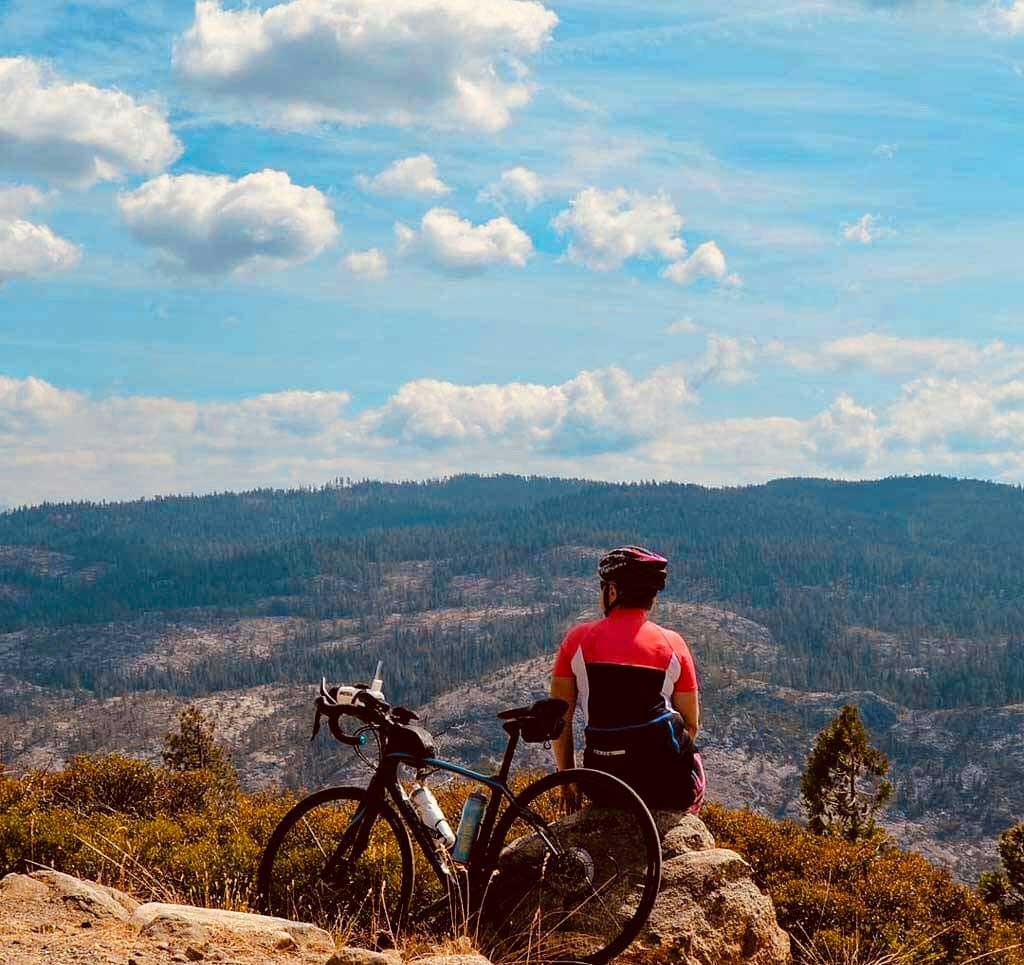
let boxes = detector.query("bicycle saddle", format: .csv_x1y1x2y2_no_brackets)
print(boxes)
498,698,568,743
497,697,568,721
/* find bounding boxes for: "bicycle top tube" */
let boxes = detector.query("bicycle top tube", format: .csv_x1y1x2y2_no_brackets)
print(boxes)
386,752,516,799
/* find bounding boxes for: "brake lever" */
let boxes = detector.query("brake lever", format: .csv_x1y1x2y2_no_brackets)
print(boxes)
311,702,323,741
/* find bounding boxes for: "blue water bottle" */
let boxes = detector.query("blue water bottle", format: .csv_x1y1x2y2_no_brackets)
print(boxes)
451,792,487,863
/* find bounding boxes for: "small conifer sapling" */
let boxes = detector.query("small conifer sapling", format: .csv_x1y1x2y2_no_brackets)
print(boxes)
800,703,893,842
161,706,237,790
980,821,1024,922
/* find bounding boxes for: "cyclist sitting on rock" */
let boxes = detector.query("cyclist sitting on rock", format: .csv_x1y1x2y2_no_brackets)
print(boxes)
550,545,705,812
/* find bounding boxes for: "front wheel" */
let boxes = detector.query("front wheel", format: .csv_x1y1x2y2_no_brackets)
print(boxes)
256,785,414,942
480,768,662,965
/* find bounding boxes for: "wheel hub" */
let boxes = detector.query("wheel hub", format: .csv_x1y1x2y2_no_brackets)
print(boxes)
550,846,596,896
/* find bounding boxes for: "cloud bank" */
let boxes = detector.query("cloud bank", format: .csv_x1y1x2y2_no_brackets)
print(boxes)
7,340,1024,504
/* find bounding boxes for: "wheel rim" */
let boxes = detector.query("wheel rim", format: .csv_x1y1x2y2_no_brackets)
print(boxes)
481,774,658,965
262,794,408,941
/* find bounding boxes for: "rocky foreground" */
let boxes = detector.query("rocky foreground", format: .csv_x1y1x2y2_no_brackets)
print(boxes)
0,812,790,965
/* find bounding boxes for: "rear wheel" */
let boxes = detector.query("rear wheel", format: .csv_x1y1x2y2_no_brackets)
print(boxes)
480,768,662,965
256,786,414,942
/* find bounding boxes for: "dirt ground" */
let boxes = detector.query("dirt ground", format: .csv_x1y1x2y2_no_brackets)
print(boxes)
0,876,330,965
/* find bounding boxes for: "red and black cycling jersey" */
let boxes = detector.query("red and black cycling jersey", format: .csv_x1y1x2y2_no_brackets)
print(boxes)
552,607,698,729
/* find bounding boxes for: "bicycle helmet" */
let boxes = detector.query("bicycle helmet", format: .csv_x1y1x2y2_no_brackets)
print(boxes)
598,546,668,593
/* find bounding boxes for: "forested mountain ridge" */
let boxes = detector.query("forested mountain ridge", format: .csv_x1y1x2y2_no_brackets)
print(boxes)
2,473,1023,880
3,474,1023,708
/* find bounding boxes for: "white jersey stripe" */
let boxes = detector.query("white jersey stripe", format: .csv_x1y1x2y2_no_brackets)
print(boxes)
571,645,590,726
661,652,681,712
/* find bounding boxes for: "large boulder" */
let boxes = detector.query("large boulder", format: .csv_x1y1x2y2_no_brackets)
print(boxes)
486,805,790,965
642,816,791,965
132,902,335,954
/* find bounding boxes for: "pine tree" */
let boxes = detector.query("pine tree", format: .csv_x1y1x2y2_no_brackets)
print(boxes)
161,706,236,784
980,822,1024,922
800,704,893,842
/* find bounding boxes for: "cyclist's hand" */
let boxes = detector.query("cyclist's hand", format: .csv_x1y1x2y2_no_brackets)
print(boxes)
560,782,582,813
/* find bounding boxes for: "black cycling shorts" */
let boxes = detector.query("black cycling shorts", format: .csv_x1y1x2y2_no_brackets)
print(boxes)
583,712,706,812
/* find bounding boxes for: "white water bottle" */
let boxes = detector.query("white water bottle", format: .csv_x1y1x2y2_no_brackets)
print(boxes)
369,659,385,701
410,784,456,848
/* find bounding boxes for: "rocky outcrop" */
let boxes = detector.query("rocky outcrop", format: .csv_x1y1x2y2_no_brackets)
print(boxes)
0,869,343,964
132,902,335,954
643,814,791,965
488,806,790,965
2,838,786,965
0,868,502,965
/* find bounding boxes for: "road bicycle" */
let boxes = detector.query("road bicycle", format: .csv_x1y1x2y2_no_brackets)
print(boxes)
256,672,662,965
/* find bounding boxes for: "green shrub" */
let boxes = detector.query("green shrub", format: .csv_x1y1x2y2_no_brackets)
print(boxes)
704,802,1024,964
0,755,294,907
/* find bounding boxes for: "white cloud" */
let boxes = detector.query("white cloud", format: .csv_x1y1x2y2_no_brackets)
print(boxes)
345,247,387,279
995,1,1024,33
552,187,734,284
118,169,339,276
370,365,693,453
174,0,557,132
780,333,1020,377
886,376,1024,452
842,213,885,245
692,334,757,386
552,188,685,271
0,57,181,188
478,166,544,208
805,394,882,470
356,155,449,197
0,185,49,218
397,207,532,272
0,218,80,284
665,318,700,335
662,241,733,286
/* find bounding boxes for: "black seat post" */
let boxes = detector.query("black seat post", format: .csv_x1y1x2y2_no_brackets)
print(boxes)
497,725,520,783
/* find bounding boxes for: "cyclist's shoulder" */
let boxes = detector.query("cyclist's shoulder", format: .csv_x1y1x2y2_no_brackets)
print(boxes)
644,619,691,652
560,617,603,647
569,617,604,637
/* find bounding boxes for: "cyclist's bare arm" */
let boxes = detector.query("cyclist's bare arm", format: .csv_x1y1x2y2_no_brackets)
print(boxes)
672,690,700,741
549,675,577,770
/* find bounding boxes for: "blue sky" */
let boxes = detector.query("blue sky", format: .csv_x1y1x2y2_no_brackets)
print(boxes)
2,0,1024,504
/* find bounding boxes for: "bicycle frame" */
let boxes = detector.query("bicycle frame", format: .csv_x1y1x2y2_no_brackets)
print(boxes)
329,724,558,921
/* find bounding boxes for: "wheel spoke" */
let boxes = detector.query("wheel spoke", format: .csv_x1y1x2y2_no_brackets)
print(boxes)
301,814,329,859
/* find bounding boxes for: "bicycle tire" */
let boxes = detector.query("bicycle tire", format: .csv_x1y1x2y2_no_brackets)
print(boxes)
256,785,415,941
480,767,662,965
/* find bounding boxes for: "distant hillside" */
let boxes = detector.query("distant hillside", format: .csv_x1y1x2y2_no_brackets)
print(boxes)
3,474,1024,881
3,474,1024,710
